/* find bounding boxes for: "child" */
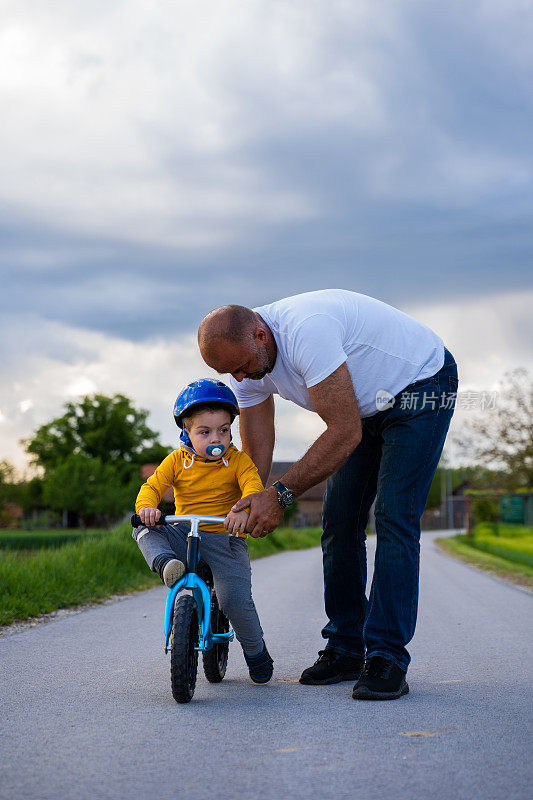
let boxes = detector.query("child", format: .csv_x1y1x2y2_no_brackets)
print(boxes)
132,378,273,684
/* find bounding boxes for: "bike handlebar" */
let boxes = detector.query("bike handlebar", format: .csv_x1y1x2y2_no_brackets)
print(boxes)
131,513,227,528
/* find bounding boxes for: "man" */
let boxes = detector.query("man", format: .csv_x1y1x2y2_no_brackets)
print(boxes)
198,289,458,700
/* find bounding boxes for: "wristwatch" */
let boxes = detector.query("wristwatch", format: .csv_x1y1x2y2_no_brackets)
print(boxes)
272,480,296,508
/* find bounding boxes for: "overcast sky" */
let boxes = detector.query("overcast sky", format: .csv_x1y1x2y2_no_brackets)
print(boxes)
1,0,532,472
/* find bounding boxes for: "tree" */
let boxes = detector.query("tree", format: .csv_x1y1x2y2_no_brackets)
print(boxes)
42,454,138,525
0,461,20,526
455,368,533,488
24,394,169,476
24,394,171,524
0,461,45,523
0,460,15,495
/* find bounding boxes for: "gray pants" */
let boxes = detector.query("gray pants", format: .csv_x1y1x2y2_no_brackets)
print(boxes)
132,523,264,656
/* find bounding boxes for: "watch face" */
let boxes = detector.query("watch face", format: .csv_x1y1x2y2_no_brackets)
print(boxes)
281,489,296,507
273,481,295,507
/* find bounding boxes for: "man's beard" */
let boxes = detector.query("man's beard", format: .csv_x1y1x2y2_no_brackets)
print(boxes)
246,346,272,380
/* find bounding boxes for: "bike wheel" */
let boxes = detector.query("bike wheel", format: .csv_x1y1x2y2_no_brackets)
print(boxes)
202,590,230,683
170,594,199,703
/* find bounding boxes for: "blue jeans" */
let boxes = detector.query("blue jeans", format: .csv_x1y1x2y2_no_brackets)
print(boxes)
321,348,458,672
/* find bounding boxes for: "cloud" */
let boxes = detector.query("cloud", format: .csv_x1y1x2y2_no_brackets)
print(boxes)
0,1,531,472
1,0,531,332
405,288,533,390
2,289,531,471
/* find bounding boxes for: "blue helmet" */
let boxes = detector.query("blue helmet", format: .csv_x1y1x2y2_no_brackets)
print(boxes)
173,378,239,439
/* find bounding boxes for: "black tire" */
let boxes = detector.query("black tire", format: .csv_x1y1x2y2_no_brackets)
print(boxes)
170,594,199,703
202,590,230,683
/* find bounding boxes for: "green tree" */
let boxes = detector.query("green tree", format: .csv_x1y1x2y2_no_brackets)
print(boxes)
455,368,533,488
0,461,18,526
0,460,15,497
42,454,137,525
24,393,169,475
24,394,170,524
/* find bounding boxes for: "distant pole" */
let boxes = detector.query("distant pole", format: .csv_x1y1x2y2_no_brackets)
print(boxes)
465,495,472,536
446,469,454,529
440,469,447,530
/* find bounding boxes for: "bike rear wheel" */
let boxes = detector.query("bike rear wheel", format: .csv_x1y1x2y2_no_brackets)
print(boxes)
202,590,230,683
170,594,199,703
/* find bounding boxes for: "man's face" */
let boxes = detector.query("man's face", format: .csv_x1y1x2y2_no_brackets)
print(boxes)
206,338,272,382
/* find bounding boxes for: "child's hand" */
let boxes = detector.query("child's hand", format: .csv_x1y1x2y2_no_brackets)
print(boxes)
139,507,161,526
224,509,249,536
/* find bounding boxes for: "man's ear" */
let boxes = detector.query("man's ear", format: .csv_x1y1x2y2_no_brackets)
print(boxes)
253,325,267,344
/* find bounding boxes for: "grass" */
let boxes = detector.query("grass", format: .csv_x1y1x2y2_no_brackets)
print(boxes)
0,524,322,627
247,526,321,559
436,523,533,589
0,528,109,551
0,524,159,626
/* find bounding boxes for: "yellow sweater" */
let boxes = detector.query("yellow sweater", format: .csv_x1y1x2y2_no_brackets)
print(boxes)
135,445,264,535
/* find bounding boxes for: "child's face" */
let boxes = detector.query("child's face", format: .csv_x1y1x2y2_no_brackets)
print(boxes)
186,409,232,459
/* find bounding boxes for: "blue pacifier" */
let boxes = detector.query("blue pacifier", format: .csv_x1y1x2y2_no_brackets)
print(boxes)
206,444,225,458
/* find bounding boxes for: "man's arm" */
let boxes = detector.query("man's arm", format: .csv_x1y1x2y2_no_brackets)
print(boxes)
279,362,361,494
238,395,275,485
233,363,362,536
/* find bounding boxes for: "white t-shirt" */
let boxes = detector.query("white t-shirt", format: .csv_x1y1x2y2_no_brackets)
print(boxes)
229,289,445,419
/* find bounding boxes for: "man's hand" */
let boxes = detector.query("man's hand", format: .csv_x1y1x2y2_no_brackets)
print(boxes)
138,507,161,526
224,509,249,536
231,487,284,538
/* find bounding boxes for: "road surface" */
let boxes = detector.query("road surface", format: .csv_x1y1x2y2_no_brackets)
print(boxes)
1,531,532,800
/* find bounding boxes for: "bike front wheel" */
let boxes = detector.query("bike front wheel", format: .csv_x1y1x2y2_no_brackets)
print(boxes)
170,594,199,703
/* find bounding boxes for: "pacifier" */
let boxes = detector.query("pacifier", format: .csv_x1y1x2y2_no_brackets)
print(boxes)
206,444,225,458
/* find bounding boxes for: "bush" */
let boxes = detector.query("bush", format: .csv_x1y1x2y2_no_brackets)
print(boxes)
470,495,500,525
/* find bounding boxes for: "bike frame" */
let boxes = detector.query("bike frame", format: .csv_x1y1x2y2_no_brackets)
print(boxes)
161,514,236,654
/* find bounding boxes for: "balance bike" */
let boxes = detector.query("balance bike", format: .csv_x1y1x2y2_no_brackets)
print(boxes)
131,513,235,703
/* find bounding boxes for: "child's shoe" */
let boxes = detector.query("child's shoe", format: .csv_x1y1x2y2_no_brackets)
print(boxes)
244,642,273,684
162,559,185,587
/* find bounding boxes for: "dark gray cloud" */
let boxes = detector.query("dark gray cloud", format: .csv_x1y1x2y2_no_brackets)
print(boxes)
2,194,532,342
1,0,532,341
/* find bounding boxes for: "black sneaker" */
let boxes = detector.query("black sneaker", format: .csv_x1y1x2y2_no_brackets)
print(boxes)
352,656,409,700
299,650,364,685
244,643,274,684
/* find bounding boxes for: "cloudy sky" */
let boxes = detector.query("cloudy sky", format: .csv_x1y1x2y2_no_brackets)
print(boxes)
1,0,532,472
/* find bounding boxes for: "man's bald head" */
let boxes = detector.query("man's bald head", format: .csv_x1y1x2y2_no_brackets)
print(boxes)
198,304,276,380
198,305,257,355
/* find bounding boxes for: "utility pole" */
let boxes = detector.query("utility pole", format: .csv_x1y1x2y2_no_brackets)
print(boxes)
440,468,447,530
446,469,454,529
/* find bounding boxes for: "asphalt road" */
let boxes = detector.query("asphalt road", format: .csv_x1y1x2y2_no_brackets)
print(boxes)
1,531,532,800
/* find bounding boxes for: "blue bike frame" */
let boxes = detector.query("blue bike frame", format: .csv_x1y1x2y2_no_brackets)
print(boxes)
161,515,235,654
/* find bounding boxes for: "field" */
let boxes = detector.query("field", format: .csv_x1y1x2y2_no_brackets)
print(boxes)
0,523,322,626
436,523,533,588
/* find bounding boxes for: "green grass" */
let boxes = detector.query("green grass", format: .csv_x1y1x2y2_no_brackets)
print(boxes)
0,524,323,627
0,528,109,550
247,526,321,559
436,523,533,588
0,524,160,625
